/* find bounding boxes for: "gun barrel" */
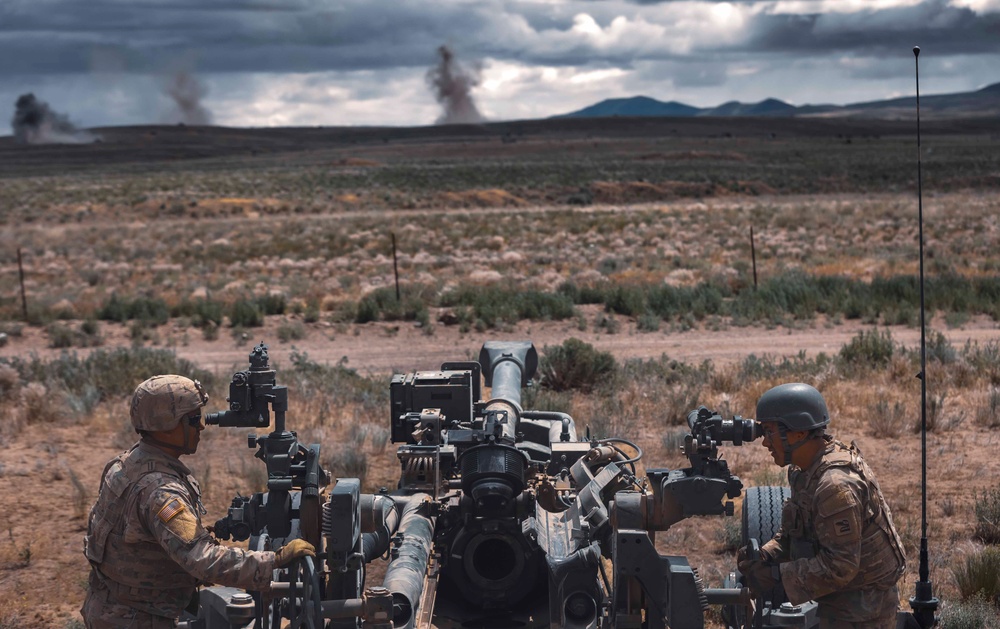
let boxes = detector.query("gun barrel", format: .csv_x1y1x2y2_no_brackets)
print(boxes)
381,494,436,629
478,341,537,410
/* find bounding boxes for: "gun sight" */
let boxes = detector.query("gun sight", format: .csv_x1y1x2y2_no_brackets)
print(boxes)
686,406,759,446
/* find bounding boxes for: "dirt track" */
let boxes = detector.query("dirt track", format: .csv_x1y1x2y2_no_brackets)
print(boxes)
3,306,996,376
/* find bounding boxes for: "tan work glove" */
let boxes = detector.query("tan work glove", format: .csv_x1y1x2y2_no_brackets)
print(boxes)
274,539,316,568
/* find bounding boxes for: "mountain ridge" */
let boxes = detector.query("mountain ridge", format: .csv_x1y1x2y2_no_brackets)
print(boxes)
554,82,1000,119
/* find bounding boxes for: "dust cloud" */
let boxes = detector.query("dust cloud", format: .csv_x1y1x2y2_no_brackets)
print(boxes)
426,45,484,125
11,93,97,144
163,71,213,125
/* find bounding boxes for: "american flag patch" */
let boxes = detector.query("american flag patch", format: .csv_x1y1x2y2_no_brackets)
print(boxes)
157,498,186,523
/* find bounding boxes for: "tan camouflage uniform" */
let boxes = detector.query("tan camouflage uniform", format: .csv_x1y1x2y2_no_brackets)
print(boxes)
82,441,276,628
762,436,906,629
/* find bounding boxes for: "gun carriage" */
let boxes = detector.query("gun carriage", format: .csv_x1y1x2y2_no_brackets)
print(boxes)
188,341,819,629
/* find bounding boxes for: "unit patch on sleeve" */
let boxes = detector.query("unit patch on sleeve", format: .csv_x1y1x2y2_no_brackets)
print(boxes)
834,518,853,536
157,498,186,524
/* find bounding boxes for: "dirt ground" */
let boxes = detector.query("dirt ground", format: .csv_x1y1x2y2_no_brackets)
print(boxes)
0,309,997,628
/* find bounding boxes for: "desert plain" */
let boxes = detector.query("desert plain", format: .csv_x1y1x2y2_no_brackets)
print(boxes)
0,115,998,627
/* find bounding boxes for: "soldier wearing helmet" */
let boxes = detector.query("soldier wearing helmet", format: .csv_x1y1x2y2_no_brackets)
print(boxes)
738,383,906,629
82,375,315,628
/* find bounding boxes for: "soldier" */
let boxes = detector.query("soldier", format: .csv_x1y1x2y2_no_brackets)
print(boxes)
738,382,906,629
82,374,316,628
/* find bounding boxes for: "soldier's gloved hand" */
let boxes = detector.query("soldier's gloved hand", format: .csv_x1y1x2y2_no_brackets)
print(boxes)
736,544,754,567
742,559,779,594
760,540,781,564
274,539,316,568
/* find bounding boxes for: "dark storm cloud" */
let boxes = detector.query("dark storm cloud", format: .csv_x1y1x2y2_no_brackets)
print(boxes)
1,0,996,79
744,1,1000,56
0,0,495,75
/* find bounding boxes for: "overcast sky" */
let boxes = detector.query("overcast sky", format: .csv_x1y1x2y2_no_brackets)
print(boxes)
2,0,998,129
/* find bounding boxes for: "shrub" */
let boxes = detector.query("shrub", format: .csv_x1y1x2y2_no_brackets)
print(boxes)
355,287,429,324
662,427,688,454
21,382,61,424
868,399,907,439
520,387,573,413
171,299,224,328
838,329,894,368
98,294,169,325
0,348,214,419
953,546,1000,606
637,313,661,332
717,518,742,553
284,351,386,411
927,330,957,364
939,597,1000,629
539,338,617,393
975,487,1000,544
440,285,575,328
277,321,306,342
77,320,103,347
0,365,20,402
228,298,264,327
324,449,368,485
202,322,219,341
594,312,621,334
255,293,286,316
735,351,830,384
976,388,1000,429
963,341,1000,386
129,320,157,344
46,322,75,349
604,284,647,317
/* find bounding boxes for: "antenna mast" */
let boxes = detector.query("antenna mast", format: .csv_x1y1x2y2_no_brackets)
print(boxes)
906,44,939,629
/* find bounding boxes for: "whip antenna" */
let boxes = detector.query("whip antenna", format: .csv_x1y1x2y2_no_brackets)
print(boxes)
905,44,939,629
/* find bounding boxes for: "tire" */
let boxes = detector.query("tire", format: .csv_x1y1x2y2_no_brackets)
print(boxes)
739,485,792,619
741,485,790,548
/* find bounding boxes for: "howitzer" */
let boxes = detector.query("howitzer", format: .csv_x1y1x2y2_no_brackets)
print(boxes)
188,340,820,629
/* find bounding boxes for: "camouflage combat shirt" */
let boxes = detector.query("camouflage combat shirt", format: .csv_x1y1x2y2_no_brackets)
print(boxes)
83,441,276,619
762,436,906,623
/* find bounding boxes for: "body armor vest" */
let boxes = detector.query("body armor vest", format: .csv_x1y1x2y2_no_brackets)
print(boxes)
83,443,204,617
784,439,906,589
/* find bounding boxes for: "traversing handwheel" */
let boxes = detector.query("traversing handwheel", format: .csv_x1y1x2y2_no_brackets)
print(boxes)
288,555,323,629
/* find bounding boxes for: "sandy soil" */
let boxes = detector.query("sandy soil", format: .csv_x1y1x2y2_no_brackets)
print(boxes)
3,306,997,375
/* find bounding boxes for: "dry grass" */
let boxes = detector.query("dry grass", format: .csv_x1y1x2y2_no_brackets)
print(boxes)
1,190,997,329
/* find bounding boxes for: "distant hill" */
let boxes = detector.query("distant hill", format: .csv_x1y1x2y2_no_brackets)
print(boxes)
555,96,701,118
555,83,1000,119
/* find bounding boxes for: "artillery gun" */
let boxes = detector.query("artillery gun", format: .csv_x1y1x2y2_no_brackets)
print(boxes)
186,340,819,629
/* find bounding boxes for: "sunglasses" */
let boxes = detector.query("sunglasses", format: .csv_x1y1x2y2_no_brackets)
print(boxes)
185,412,205,428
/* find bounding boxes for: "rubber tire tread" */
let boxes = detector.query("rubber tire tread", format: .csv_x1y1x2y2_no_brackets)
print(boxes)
741,485,792,613
742,485,790,547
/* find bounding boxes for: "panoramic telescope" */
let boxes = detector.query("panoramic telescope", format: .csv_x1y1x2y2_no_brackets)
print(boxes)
184,340,823,629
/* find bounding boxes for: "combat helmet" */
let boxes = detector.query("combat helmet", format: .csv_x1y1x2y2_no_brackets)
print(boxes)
130,375,209,433
756,382,829,432
756,382,828,466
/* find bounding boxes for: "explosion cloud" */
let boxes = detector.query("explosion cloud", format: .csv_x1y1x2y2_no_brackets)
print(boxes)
11,93,97,144
163,70,213,125
426,45,484,125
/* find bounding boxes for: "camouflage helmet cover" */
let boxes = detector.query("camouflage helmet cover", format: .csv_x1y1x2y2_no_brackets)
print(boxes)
130,375,209,432
756,382,830,432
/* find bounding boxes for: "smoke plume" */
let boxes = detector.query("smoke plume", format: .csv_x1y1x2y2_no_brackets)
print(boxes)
426,45,484,125
11,93,97,144
163,71,213,125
